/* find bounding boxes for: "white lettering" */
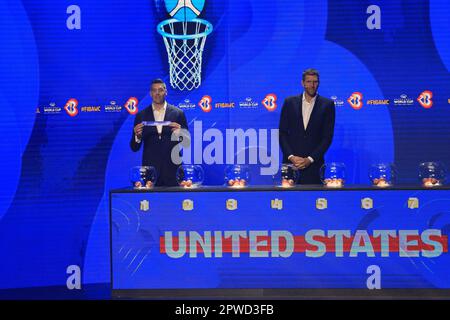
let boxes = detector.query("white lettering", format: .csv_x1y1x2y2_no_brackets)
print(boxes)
366,265,381,289
66,5,81,30
366,5,381,30
305,229,326,258
66,265,81,290
165,231,186,258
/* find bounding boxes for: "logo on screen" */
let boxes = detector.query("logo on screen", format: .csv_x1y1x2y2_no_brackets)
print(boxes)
104,101,123,113
215,102,235,109
417,90,433,108
226,199,238,211
199,95,212,112
394,94,414,106
408,197,419,209
124,97,139,115
262,94,277,111
182,199,194,211
140,200,150,212
316,198,328,210
367,99,389,105
271,199,283,210
348,92,363,110
361,198,373,210
239,97,259,108
43,102,62,114
81,106,101,112
331,96,344,107
178,99,196,110
64,98,79,117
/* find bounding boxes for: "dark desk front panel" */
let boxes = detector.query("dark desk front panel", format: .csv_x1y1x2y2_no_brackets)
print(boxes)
110,187,450,293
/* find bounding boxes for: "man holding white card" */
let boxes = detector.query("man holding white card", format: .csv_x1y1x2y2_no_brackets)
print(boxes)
130,79,188,186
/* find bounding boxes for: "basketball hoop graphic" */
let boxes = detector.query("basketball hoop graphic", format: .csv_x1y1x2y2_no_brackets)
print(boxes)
157,0,213,91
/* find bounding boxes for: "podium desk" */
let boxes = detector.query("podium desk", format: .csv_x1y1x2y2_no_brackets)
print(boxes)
110,185,450,299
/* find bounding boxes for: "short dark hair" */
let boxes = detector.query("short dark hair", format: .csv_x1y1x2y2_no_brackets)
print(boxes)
151,78,166,89
302,68,320,81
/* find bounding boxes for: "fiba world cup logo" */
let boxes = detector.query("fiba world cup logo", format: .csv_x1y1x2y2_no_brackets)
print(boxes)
262,94,277,111
64,98,79,117
198,95,212,112
417,90,433,108
348,92,363,110
157,0,213,91
124,97,139,115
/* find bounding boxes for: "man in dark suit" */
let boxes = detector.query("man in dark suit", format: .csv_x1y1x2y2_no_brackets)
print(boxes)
279,69,335,184
130,79,188,186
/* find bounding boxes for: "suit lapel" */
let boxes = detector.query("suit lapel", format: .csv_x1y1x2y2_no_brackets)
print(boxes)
297,95,305,133
163,104,172,122
146,105,156,121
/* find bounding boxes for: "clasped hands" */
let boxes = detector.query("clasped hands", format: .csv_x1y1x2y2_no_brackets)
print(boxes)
290,156,311,170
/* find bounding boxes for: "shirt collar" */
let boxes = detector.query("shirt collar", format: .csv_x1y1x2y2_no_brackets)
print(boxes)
152,101,167,112
302,93,318,104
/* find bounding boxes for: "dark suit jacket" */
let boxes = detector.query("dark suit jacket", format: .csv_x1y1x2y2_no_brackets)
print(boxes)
279,94,335,184
130,104,188,186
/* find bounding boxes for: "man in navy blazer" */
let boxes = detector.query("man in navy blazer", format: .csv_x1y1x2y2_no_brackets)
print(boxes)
130,79,188,186
279,69,335,184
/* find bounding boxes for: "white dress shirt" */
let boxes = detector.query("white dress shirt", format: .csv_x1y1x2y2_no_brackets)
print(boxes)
288,93,317,163
152,102,167,134
302,93,316,131
135,102,167,143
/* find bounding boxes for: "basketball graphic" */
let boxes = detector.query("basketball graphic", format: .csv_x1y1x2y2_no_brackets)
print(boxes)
165,0,205,21
158,0,213,90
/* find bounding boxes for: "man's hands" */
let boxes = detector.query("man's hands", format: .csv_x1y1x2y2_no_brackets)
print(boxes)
134,122,183,138
169,122,183,138
289,156,312,170
169,122,182,132
134,123,144,139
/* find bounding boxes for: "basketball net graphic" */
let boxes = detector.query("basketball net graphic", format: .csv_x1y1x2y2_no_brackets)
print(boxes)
157,1,213,91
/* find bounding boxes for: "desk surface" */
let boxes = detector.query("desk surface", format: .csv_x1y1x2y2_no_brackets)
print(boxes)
111,184,450,193
110,186,450,295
